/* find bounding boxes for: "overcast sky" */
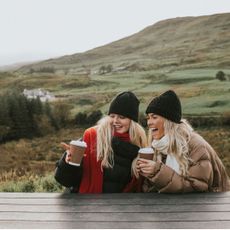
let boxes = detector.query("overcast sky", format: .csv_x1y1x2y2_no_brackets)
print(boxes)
0,0,230,67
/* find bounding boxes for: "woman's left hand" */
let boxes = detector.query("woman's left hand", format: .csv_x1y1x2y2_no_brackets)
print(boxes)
137,158,156,177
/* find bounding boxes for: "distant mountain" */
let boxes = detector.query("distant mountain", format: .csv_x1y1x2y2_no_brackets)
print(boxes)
17,13,230,74
0,61,37,71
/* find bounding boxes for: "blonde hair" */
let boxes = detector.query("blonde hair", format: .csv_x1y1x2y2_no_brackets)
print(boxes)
148,118,193,177
96,116,147,169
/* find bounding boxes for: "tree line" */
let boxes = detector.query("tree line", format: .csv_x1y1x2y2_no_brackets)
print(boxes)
0,92,58,143
1,91,228,143
0,91,103,143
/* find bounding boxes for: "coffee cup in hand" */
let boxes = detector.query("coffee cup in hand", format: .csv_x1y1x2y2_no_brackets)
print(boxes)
68,140,87,166
139,147,154,160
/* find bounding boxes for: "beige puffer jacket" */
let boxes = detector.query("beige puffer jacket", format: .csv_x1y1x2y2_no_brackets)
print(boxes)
142,132,230,193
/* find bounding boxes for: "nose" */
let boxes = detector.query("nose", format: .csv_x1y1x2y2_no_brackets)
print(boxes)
114,116,119,123
147,117,153,127
111,115,119,124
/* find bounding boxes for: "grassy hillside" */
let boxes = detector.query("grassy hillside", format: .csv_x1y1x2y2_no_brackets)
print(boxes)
1,68,229,117
16,13,230,74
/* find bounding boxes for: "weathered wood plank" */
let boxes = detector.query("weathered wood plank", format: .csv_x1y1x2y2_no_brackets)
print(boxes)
1,204,230,212
0,211,230,221
0,197,229,205
0,220,230,229
0,192,230,199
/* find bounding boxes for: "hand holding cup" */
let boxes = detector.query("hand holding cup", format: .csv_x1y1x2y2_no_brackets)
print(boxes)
68,140,87,166
60,139,87,165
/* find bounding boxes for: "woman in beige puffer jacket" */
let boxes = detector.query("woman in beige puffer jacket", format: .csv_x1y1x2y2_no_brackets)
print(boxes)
135,90,230,193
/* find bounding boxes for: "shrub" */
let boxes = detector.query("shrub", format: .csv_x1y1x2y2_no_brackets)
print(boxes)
75,110,103,126
38,175,63,192
87,110,103,125
0,173,63,192
216,71,226,81
21,180,35,192
75,112,87,126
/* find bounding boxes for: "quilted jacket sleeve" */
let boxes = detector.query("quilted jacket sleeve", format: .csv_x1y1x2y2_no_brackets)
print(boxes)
143,148,213,193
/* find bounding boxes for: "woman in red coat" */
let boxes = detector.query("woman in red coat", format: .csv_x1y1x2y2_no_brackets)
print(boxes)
55,91,147,193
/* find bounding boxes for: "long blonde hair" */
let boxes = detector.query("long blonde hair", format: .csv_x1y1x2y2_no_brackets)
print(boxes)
96,116,147,169
148,118,193,177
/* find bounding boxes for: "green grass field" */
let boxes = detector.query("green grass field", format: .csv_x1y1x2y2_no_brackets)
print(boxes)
1,68,229,116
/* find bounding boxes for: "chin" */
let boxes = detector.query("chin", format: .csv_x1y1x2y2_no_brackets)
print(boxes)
116,129,125,134
152,134,161,140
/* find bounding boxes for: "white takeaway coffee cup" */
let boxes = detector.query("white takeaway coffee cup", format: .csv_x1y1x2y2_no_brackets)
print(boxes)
138,147,154,160
68,140,87,166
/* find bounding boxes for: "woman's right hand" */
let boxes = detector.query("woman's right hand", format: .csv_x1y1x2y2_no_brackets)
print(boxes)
137,158,156,178
60,142,71,163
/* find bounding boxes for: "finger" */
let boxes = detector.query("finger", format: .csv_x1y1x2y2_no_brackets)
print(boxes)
139,163,150,168
140,169,151,174
138,158,152,163
60,142,70,150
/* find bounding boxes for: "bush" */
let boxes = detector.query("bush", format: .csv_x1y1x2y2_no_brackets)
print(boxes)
87,110,103,125
75,110,103,126
39,175,63,192
216,71,226,81
0,173,63,192
99,65,113,75
187,116,224,128
21,180,35,192
75,112,87,126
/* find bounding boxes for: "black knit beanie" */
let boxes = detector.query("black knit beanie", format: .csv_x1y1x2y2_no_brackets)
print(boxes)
145,90,182,123
108,91,139,122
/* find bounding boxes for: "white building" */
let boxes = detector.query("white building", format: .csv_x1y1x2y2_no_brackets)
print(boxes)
23,88,56,102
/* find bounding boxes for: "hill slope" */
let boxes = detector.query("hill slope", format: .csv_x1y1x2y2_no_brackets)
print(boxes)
17,13,230,74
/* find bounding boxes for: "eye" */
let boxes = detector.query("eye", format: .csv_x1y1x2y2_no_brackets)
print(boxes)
118,115,126,119
109,114,115,118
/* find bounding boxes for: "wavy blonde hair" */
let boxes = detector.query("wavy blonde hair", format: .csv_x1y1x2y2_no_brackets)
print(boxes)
148,118,193,177
96,116,147,169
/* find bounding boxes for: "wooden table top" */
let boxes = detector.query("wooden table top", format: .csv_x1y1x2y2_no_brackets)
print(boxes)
0,192,230,229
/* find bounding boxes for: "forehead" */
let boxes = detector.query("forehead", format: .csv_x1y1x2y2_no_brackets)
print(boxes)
147,113,164,120
109,113,130,119
147,113,155,116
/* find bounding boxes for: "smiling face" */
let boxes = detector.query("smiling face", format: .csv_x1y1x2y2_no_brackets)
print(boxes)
109,113,131,133
146,113,165,140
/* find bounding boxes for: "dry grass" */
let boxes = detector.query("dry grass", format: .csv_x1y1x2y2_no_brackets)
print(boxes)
0,126,229,192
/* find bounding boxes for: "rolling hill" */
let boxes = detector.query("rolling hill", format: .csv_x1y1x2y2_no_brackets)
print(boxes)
0,13,229,116
17,13,230,74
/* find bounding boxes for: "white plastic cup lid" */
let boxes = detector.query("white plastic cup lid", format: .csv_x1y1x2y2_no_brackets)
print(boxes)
138,147,154,154
70,140,87,148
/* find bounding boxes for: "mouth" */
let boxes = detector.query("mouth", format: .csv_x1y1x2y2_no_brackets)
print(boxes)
114,125,122,130
150,128,158,134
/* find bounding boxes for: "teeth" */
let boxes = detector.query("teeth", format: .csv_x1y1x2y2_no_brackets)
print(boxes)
151,128,158,131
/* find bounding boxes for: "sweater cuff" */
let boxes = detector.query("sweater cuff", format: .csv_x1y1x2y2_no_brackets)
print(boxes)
58,152,82,169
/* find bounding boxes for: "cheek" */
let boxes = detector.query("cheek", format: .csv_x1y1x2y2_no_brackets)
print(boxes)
158,124,165,136
123,121,131,131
